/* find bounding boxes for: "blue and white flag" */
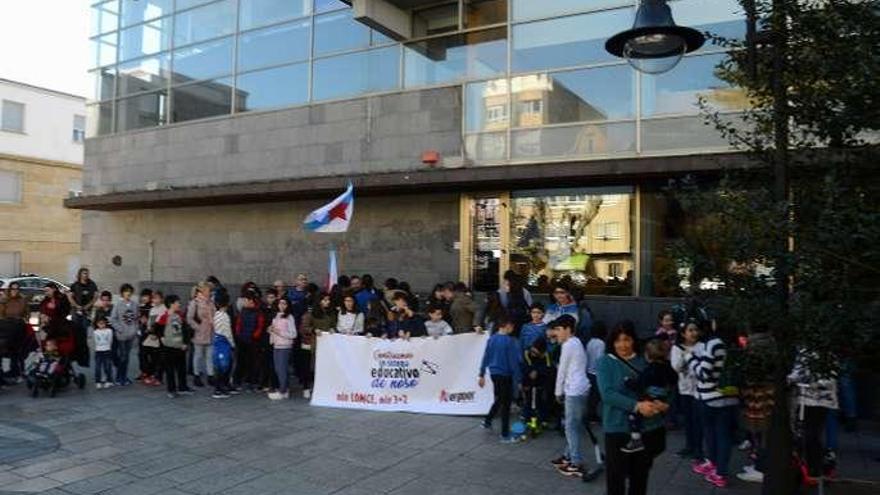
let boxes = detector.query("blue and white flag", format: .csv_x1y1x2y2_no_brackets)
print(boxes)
303,182,354,233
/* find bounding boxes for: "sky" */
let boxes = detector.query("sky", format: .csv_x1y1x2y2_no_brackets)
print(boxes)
0,0,91,97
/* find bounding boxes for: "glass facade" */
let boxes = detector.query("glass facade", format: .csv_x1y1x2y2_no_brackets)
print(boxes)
88,0,744,165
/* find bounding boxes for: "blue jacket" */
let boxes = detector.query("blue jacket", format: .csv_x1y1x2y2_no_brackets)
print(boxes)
520,322,547,350
354,288,379,314
597,353,666,434
479,333,522,386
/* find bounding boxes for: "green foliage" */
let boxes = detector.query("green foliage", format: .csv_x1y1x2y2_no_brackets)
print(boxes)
666,0,880,382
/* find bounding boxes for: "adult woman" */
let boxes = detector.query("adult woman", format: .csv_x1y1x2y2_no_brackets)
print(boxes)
0,282,29,320
497,270,532,330
40,283,74,356
299,292,336,399
597,321,668,495
0,281,32,382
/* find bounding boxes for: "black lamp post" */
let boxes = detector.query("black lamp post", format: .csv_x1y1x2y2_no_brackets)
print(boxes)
605,0,705,74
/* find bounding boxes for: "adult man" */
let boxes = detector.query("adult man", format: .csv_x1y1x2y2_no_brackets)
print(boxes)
69,267,98,367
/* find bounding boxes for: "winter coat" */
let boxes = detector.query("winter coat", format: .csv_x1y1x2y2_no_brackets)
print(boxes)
186,295,215,345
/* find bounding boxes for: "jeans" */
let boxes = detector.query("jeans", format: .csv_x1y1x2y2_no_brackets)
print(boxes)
163,347,187,393
192,343,214,378
564,394,587,465
803,406,828,477
114,339,134,383
485,375,513,437
295,348,314,390
680,395,704,458
702,403,738,476
94,350,113,383
273,348,291,393
234,342,258,387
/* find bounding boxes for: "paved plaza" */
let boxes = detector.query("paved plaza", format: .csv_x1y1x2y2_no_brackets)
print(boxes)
0,381,878,495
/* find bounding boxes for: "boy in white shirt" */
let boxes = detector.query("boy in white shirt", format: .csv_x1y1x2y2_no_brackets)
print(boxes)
424,306,453,338
93,317,114,389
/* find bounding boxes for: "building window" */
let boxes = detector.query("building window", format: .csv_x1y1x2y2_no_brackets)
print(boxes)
73,115,86,143
486,104,507,124
68,179,83,198
596,221,621,240
509,187,634,296
517,99,543,117
0,252,20,277
1,100,25,133
0,170,22,204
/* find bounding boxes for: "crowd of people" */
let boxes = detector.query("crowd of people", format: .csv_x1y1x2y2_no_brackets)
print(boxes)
0,267,859,494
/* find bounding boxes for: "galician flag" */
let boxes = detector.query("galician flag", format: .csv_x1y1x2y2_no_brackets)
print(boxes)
303,182,354,233
327,246,338,291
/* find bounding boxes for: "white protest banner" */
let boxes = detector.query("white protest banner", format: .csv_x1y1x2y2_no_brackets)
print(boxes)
311,332,495,415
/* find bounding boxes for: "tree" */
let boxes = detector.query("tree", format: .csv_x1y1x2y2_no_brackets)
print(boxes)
665,1,880,493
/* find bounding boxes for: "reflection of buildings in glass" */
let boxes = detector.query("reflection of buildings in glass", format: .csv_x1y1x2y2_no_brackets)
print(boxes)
479,74,609,157
472,198,501,291
511,193,633,286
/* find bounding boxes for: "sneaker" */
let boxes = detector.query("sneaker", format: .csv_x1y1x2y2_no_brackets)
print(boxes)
212,392,230,399
582,465,603,482
278,392,289,399
737,466,764,483
104,382,114,388
95,382,103,389
303,389,311,399
738,439,752,451
480,420,492,430
621,437,645,454
229,387,241,395
550,456,570,468
193,376,204,387
499,435,520,444
167,392,178,399
268,392,281,400
178,388,194,396
557,464,585,477
692,460,716,476
705,472,728,488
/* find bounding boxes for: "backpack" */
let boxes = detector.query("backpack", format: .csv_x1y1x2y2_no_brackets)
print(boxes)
212,333,232,373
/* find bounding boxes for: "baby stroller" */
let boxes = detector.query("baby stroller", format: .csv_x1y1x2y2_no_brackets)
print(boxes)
26,321,85,397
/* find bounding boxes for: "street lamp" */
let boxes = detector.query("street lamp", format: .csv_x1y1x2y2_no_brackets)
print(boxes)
605,0,705,74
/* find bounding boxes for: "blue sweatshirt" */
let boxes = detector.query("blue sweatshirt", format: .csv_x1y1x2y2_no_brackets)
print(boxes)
520,322,547,350
479,333,522,385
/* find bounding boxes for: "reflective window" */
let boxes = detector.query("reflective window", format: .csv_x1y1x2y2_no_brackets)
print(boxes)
509,187,635,296
315,0,348,14
91,1,119,36
510,66,634,128
672,0,745,49
469,198,502,291
465,80,508,132
465,133,507,163
238,20,311,72
236,63,309,111
372,29,393,46
413,3,459,37
240,0,311,30
464,0,507,27
511,122,636,159
171,78,233,122
512,0,632,22
511,8,632,72
118,54,170,96
172,36,234,84
119,18,171,62
641,54,744,117
74,115,87,143
121,0,172,27
0,171,22,203
1,100,25,133
176,0,216,10
314,10,370,56
173,0,235,47
92,33,118,68
90,67,116,101
116,91,167,131
313,46,400,101
405,28,507,88
87,102,114,136
641,116,732,152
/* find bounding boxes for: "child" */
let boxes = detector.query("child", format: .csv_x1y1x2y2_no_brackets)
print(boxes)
258,289,278,392
32,338,62,380
551,315,592,478
110,284,139,386
364,316,385,338
671,321,703,460
623,338,677,453
386,293,424,339
136,288,153,382
234,294,265,391
520,303,547,350
424,306,452,338
211,293,235,399
521,337,550,426
92,291,114,329
142,291,164,386
478,316,522,443
93,317,114,389
268,298,296,400
655,309,677,342
156,295,192,398
336,295,364,335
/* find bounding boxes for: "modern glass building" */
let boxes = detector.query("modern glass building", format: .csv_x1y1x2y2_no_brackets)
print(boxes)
75,0,748,327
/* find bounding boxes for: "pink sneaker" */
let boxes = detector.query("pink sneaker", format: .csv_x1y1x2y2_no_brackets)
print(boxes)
692,460,716,476
705,472,728,487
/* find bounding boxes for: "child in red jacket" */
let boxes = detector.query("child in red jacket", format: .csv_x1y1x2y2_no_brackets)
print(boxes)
233,294,265,391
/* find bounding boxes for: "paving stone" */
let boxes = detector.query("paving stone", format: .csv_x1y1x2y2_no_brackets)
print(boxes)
45,460,120,484
53,470,138,495
1,475,64,492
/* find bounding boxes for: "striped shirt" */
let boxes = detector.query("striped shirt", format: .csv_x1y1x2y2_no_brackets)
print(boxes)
688,338,739,407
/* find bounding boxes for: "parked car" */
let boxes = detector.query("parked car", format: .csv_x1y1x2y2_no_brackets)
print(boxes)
0,275,70,313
